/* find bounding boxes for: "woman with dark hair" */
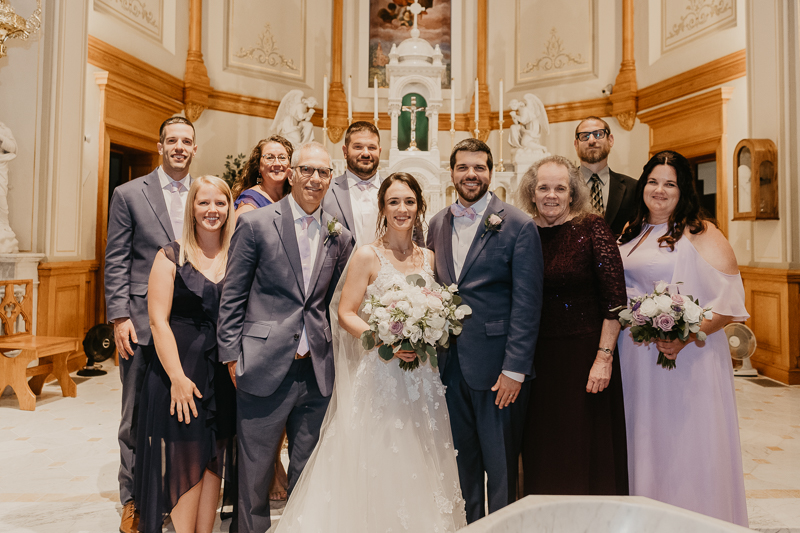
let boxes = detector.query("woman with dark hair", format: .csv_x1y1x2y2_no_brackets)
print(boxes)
618,150,748,526
232,135,293,219
272,172,467,532
516,155,628,496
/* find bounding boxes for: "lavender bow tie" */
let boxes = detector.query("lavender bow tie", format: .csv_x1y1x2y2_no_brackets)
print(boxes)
450,203,477,221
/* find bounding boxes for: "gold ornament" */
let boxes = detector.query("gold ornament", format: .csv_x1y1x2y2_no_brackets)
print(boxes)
0,0,41,59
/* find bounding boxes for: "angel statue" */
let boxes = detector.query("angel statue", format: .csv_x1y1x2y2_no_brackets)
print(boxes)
0,0,41,59
270,90,318,148
0,121,20,253
508,93,550,154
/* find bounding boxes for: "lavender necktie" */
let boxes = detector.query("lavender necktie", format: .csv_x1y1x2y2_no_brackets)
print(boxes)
296,215,314,356
169,181,184,238
450,203,477,221
355,180,373,192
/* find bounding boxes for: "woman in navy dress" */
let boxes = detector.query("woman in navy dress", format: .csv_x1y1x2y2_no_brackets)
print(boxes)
232,135,293,220
135,176,236,533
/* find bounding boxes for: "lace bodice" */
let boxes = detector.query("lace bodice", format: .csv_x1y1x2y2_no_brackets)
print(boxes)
365,244,436,300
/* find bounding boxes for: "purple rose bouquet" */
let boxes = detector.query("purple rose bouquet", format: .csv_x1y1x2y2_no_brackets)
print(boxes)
616,281,713,370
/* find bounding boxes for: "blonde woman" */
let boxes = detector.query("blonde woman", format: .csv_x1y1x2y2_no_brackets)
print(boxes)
135,176,236,533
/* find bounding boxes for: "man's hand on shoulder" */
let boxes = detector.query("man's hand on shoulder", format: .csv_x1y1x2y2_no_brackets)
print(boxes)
112,318,137,360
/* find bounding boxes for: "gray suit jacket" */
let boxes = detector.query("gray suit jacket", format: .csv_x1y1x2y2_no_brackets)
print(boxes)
217,196,353,398
427,195,544,390
104,169,177,346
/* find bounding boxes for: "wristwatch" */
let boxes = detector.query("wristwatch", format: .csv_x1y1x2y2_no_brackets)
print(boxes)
597,347,613,354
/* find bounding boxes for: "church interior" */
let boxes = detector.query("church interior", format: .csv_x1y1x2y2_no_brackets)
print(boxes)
0,0,799,531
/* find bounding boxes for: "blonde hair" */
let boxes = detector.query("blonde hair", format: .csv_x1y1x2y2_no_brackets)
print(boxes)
179,176,235,277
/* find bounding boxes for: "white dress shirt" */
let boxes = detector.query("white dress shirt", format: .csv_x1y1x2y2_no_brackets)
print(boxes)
157,166,191,224
580,165,610,209
345,169,380,245
288,194,322,355
450,192,523,383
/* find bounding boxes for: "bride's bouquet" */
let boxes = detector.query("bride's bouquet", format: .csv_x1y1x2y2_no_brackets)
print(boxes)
360,274,472,371
616,281,713,370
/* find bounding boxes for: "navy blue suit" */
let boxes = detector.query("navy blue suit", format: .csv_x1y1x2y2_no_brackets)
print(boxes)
427,194,543,522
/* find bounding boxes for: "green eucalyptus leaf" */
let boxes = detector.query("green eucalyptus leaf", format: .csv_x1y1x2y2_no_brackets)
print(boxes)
406,274,426,287
429,353,438,369
378,345,395,361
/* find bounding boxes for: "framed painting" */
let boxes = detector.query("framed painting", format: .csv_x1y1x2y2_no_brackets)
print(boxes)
368,0,451,88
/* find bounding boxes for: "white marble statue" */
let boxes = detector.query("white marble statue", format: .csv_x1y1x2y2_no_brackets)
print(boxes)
270,90,318,148
508,93,550,154
0,121,20,253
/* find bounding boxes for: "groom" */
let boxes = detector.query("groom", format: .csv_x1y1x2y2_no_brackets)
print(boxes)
217,142,353,533
427,138,543,523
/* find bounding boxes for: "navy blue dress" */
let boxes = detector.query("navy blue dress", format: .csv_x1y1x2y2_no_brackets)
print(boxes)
135,242,235,533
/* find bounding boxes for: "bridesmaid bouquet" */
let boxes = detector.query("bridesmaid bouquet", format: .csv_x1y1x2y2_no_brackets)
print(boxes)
360,275,472,371
616,281,713,370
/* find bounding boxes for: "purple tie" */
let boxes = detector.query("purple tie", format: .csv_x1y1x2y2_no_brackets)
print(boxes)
450,203,477,221
169,181,184,238
356,180,373,192
296,215,314,356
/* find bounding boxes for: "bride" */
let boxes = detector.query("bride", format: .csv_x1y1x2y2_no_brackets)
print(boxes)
273,172,467,532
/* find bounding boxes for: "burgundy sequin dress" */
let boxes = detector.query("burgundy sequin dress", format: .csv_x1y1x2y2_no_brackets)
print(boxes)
522,214,629,495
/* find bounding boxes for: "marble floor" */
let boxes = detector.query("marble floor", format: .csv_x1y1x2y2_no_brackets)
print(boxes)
0,360,798,532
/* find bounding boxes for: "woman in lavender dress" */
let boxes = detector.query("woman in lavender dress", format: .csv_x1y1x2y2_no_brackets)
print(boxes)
617,151,748,526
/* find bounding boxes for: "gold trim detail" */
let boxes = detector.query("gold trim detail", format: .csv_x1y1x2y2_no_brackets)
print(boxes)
234,23,298,71
522,28,587,73
110,0,158,28
667,0,733,41
0,0,41,59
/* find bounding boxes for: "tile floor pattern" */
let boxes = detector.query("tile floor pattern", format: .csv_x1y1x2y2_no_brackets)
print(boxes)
1,360,798,532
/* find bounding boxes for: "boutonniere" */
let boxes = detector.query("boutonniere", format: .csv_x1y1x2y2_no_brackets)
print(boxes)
324,217,343,244
481,213,503,238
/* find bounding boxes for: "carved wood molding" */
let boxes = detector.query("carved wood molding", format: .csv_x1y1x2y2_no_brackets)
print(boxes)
638,49,745,111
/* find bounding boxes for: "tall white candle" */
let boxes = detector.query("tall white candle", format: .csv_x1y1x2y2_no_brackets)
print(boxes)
499,79,503,124
474,78,479,125
323,75,328,121
374,76,379,123
450,78,455,123
347,76,353,121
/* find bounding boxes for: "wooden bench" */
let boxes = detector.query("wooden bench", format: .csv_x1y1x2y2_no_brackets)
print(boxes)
0,279,81,411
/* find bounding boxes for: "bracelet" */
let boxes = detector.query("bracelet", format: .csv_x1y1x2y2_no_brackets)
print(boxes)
597,347,613,354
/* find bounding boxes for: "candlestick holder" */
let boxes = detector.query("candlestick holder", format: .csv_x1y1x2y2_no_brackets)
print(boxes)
496,118,506,172
450,119,456,153
474,119,479,140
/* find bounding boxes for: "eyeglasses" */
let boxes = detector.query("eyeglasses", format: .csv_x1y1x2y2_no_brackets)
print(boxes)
262,154,289,164
294,165,333,180
575,129,609,142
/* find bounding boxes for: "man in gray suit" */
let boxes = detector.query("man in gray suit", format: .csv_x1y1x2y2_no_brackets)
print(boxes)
427,138,543,523
104,116,196,533
574,116,638,236
321,121,382,245
217,142,353,533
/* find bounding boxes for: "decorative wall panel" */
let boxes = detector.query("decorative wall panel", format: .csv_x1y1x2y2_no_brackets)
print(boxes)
515,0,597,88
94,0,162,41
662,0,737,53
224,0,306,82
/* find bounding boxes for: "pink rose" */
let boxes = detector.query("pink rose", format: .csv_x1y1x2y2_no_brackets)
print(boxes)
488,214,502,226
654,313,675,331
390,321,404,335
631,309,648,325
671,294,684,304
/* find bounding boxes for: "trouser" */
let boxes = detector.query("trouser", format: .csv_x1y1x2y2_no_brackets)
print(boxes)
118,342,154,505
236,358,329,533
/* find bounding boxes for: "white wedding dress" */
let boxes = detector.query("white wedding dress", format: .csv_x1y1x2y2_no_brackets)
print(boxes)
273,245,467,533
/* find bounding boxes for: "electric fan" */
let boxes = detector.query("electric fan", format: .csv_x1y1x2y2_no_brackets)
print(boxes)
77,323,115,377
725,323,758,377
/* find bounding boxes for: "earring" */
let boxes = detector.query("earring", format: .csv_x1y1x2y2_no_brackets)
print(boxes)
256,173,263,185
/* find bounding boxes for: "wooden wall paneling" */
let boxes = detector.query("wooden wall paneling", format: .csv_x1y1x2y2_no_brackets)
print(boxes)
739,266,800,384
37,261,100,373
637,88,733,235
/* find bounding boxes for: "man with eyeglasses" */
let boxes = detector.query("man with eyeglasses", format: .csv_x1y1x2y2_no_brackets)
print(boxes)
573,116,638,236
217,142,353,533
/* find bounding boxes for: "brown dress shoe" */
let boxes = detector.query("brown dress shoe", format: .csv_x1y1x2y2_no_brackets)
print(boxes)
120,500,139,533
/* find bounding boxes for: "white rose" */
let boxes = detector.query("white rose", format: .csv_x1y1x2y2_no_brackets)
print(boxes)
427,295,444,311
380,292,397,306
411,305,426,320
429,315,446,330
333,222,343,233
704,310,713,320
682,301,703,324
378,322,392,337
362,303,373,315
654,294,673,314
619,308,633,323
449,284,458,292
396,300,411,314
424,327,442,344
441,291,452,303
655,280,669,293
373,307,390,321
639,298,659,317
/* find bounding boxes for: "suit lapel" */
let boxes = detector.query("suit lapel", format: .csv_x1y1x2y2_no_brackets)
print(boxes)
332,174,355,233
275,200,305,296
605,171,625,226
142,170,175,240
458,195,505,284
305,212,332,300
439,209,457,285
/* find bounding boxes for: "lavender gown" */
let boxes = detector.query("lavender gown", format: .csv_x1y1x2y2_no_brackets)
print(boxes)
617,223,748,527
